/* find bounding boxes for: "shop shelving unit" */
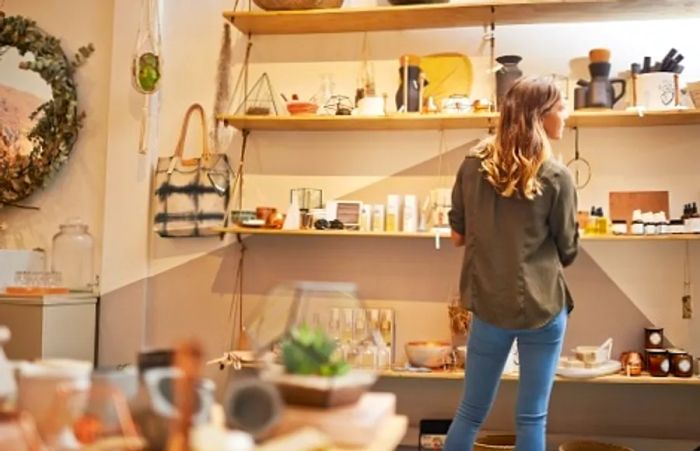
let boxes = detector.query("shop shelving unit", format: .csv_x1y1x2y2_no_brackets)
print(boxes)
223,1,700,35
219,0,700,393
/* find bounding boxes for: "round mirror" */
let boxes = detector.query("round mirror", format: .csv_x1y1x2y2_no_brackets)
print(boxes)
0,13,93,205
0,48,52,160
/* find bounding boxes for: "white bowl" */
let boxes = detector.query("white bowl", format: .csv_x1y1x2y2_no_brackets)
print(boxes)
404,341,452,369
455,345,467,367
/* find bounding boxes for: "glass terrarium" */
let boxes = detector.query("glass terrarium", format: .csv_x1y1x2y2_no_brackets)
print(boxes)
244,281,387,408
246,281,379,361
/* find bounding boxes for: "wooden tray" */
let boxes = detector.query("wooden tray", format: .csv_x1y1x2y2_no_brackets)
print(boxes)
4,286,70,296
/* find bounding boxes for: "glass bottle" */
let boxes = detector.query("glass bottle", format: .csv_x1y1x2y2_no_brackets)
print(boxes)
328,308,343,362
340,308,355,362
595,207,609,235
379,309,394,365
375,341,391,370
51,218,94,292
585,206,598,235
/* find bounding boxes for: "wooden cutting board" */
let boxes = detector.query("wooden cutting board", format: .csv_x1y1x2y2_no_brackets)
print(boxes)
609,191,669,223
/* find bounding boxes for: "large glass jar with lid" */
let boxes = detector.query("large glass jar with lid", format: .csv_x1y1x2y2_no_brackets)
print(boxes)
51,218,94,292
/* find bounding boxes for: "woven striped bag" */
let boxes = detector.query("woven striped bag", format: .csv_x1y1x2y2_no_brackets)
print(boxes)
152,104,231,237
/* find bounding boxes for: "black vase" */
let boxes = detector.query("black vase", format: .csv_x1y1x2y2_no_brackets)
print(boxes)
396,65,423,112
495,55,523,108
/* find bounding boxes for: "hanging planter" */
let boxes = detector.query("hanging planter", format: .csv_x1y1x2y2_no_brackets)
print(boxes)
132,0,162,154
133,51,161,94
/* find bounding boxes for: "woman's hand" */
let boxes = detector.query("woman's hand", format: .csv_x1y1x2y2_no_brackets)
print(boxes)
451,230,465,247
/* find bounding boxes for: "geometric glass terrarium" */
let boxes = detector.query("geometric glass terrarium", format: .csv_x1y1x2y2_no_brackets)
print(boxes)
245,281,385,408
245,281,373,357
232,72,280,116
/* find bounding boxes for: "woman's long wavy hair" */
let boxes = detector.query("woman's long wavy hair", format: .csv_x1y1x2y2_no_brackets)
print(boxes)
478,76,562,200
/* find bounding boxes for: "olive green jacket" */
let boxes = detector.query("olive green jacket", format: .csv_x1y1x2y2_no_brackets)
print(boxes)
449,151,579,329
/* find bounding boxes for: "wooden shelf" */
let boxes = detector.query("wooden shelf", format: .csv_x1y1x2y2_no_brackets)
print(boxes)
380,369,700,386
219,110,700,131
582,233,700,241
216,227,447,238
216,227,700,241
219,113,496,131
223,1,700,35
567,109,700,128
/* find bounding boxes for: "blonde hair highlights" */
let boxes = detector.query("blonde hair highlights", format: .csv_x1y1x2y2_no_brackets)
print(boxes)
478,76,561,200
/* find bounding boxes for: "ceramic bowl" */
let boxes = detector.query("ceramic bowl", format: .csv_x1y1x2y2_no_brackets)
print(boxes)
404,341,452,368
474,434,516,450
231,210,257,225
286,101,318,115
256,206,277,221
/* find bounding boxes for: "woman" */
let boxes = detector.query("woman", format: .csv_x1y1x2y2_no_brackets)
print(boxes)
444,76,578,451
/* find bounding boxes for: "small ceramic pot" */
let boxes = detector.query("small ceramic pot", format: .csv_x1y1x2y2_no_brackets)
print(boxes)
256,207,277,222
668,349,693,378
644,327,664,349
620,351,643,376
645,349,669,377
265,212,285,229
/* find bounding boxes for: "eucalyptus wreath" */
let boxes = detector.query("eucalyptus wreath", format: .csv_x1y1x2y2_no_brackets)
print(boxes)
0,12,93,205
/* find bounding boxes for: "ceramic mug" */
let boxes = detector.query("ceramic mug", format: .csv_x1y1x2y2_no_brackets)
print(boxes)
17,359,92,447
635,72,678,110
354,96,385,116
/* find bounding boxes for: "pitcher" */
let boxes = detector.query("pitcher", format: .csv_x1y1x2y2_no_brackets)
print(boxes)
585,62,626,108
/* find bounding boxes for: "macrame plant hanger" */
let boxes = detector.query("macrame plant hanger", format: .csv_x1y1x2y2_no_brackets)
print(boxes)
133,0,162,155
682,242,693,319
221,0,256,357
478,7,497,134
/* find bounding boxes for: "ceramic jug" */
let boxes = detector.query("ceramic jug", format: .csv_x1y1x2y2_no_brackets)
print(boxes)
395,55,424,112
496,55,523,108
0,327,15,402
585,62,626,108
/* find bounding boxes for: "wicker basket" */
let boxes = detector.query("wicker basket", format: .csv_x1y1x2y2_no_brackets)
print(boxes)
253,0,343,11
474,434,516,450
559,441,634,451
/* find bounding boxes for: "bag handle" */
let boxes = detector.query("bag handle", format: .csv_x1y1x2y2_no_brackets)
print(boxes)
173,103,211,161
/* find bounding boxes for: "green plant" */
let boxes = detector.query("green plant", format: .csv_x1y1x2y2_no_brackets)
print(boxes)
281,324,350,377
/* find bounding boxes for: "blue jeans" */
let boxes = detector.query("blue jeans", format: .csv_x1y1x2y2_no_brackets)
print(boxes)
443,308,567,451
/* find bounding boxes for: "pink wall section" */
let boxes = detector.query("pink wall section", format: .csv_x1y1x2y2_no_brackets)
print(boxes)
97,239,700,440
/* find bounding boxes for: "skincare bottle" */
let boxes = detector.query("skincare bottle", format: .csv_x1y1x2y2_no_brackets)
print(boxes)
372,205,385,232
386,195,401,232
402,194,418,233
